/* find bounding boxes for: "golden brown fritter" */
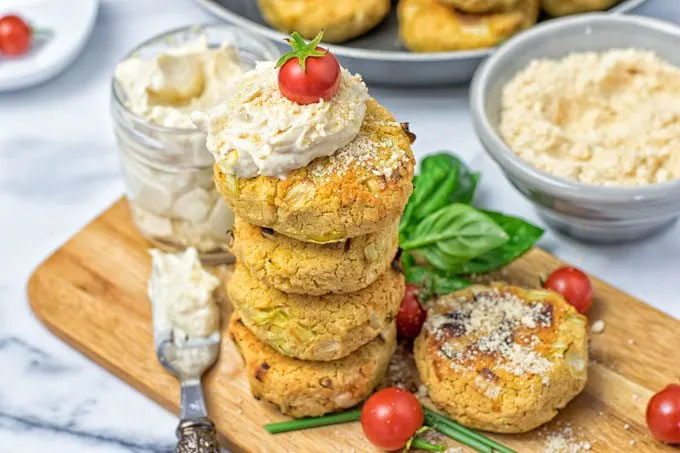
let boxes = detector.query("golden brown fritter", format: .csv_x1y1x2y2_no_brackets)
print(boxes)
415,283,588,433
230,216,400,296
214,99,415,243
398,0,538,52
257,0,391,43
227,264,404,361
440,0,520,14
229,314,397,417
541,0,619,16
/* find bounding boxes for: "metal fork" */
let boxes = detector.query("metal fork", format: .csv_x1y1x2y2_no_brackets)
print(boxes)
156,330,221,453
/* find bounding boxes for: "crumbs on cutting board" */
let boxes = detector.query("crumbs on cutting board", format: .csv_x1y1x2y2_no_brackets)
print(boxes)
590,320,605,334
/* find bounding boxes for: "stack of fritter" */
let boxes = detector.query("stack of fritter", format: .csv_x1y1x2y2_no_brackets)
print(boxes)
217,100,416,417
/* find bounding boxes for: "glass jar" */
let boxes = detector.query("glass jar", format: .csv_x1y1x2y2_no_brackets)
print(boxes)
111,25,278,263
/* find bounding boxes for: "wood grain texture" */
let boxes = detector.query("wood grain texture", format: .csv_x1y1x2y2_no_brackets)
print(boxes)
28,198,680,452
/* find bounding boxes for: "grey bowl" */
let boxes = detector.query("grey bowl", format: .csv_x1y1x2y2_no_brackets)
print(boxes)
191,0,648,87
470,14,680,243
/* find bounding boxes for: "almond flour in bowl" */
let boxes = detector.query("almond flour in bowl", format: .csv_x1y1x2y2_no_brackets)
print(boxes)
500,48,680,187
470,14,680,242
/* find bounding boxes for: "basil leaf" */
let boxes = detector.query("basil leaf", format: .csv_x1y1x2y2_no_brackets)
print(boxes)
399,152,480,241
401,204,509,271
445,210,544,274
405,265,471,295
420,153,479,207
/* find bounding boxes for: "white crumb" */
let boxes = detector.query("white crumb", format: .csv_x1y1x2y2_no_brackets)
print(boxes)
590,320,605,334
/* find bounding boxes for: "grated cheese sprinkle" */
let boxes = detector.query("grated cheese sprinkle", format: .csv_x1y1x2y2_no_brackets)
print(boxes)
427,288,554,383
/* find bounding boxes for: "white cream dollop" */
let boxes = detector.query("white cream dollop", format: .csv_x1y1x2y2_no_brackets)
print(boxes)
191,61,369,178
115,35,244,129
148,247,220,338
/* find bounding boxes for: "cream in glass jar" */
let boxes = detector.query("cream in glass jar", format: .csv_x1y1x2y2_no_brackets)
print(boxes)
111,25,278,262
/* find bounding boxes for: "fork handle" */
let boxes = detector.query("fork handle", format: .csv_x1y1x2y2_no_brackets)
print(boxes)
175,417,220,453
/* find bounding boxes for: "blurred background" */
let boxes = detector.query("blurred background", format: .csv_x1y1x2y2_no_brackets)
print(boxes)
1,0,679,451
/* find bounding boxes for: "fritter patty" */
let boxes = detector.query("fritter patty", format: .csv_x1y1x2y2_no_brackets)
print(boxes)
257,0,391,43
227,263,404,361
398,0,538,52
415,283,588,433
214,99,415,243
229,314,397,417
439,0,520,14
230,216,400,295
541,0,619,16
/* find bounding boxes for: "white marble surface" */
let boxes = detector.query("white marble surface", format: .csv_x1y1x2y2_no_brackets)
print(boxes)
1,0,679,451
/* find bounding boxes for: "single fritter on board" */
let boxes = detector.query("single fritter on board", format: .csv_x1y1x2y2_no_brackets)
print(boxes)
257,0,391,43
541,0,619,16
228,264,404,361
213,99,415,243
398,0,538,52
439,0,520,14
229,315,397,417
230,216,400,296
415,283,588,433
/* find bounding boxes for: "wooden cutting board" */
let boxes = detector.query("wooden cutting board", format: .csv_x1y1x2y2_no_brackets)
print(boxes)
28,198,680,452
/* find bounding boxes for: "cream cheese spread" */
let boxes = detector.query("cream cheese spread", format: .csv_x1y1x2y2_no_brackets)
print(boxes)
148,247,220,338
115,35,244,129
113,35,245,254
191,61,369,178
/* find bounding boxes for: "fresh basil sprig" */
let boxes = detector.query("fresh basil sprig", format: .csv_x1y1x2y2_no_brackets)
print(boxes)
404,261,471,300
401,204,508,271
441,210,544,275
399,153,479,242
398,151,543,291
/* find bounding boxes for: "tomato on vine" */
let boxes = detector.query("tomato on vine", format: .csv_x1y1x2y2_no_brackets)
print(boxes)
276,31,340,105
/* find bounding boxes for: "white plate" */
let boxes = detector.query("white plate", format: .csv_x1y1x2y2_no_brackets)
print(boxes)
0,0,99,92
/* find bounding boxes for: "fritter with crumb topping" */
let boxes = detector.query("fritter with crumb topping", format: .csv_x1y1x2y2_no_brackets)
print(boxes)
415,283,588,433
214,99,415,243
229,314,396,417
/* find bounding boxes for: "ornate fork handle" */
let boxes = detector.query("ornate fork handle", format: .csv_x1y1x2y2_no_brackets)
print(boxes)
175,417,220,453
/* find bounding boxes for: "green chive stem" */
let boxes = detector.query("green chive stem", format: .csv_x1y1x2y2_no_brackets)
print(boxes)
410,438,445,451
429,422,492,453
263,409,361,434
424,408,516,453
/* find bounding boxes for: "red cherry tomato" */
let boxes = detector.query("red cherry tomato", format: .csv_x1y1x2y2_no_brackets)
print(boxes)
361,388,424,451
396,284,426,340
276,32,340,105
647,384,680,444
0,15,31,56
543,266,593,314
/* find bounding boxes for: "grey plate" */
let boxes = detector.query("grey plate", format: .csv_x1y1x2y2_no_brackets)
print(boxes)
191,0,649,86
